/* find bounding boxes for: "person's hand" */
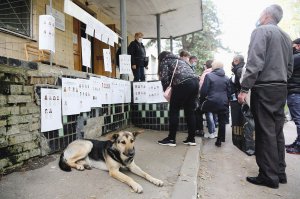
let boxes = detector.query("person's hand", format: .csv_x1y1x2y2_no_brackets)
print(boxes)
132,65,136,69
238,92,248,104
145,66,148,70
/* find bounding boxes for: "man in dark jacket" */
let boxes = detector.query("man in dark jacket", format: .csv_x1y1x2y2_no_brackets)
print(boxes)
238,5,294,189
127,32,148,81
286,38,300,154
200,61,230,147
231,55,245,97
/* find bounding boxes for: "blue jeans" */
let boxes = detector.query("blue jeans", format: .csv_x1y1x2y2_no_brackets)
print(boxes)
287,93,300,140
205,112,215,134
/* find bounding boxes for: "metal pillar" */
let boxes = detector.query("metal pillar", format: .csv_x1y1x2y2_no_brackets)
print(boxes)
120,0,127,55
50,0,53,67
170,36,173,53
156,14,161,56
120,0,128,80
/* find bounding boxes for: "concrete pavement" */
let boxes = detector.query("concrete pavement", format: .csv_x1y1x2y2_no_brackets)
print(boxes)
0,128,201,199
198,121,300,199
2,121,299,199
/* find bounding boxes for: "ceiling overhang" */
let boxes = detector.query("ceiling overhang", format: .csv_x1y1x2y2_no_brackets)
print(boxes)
91,0,203,39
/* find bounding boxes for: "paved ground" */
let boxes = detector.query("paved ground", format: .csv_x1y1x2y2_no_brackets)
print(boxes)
198,121,300,199
0,128,200,199
1,122,299,199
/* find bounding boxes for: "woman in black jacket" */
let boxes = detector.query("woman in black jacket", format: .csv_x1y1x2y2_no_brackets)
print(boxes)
157,51,199,146
127,32,148,81
200,61,231,147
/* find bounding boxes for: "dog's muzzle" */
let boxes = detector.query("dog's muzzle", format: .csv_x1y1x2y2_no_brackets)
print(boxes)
124,149,135,157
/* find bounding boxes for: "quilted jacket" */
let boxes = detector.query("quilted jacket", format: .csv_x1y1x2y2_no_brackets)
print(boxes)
158,54,197,91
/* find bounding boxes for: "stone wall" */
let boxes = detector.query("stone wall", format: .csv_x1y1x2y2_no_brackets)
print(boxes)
0,57,130,173
0,59,41,172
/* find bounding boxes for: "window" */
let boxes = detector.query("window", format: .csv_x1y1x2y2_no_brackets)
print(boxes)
0,0,32,37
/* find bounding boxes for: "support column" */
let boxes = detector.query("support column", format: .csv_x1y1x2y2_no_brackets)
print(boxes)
50,0,53,67
170,36,173,53
120,0,128,80
156,14,161,56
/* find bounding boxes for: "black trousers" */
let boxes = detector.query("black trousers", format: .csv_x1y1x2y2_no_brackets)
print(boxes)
195,108,204,131
216,112,228,142
132,65,145,81
250,85,287,184
168,78,199,140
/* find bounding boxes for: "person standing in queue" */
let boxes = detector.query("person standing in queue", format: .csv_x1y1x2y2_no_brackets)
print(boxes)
285,38,300,154
238,4,293,188
157,51,199,146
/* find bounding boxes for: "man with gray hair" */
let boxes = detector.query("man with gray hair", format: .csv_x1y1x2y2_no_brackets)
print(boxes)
238,4,293,188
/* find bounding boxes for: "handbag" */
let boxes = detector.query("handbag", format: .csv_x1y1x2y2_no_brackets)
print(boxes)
163,60,179,102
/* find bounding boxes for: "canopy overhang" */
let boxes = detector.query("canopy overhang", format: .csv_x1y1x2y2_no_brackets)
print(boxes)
92,0,203,39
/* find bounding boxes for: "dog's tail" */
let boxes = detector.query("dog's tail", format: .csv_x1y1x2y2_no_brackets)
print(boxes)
58,153,71,172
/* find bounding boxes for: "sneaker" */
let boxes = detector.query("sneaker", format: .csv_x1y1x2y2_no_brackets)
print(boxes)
158,137,176,147
204,132,210,138
208,133,216,139
285,140,297,148
183,138,197,146
286,145,300,154
213,132,218,137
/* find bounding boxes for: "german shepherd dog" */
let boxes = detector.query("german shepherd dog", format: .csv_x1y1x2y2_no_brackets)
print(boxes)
59,130,163,193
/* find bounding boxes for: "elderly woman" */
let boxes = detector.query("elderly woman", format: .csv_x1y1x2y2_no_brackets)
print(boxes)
158,51,199,146
200,61,231,147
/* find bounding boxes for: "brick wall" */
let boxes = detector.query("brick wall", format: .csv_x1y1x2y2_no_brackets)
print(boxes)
0,0,125,69
0,61,41,172
0,57,130,173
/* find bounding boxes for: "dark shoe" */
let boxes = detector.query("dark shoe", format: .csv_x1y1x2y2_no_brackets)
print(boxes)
246,176,278,189
183,137,196,146
286,144,300,154
285,140,297,148
215,139,221,147
195,130,204,137
158,137,176,147
279,174,287,184
279,178,287,184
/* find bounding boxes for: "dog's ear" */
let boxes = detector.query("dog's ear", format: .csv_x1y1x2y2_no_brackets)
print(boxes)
107,133,119,141
132,130,143,138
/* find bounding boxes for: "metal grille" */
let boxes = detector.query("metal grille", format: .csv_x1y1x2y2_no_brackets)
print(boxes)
0,0,31,37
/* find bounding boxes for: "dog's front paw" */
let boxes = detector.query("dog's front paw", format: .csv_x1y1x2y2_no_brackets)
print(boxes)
152,178,164,187
131,183,143,193
76,165,85,170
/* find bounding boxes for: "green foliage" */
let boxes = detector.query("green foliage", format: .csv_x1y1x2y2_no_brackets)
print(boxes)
145,0,224,75
274,0,300,39
176,0,223,75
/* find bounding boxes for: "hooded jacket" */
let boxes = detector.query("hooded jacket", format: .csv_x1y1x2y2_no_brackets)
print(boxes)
158,54,197,91
200,68,230,113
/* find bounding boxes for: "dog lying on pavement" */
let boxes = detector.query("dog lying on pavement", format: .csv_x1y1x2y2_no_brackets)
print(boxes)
58,130,163,193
